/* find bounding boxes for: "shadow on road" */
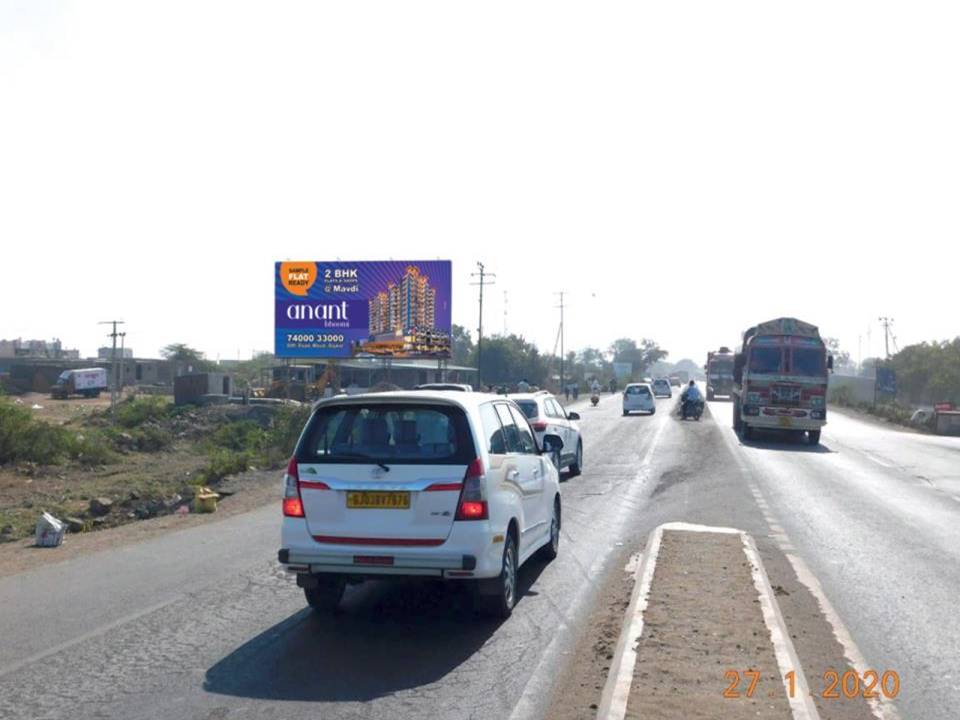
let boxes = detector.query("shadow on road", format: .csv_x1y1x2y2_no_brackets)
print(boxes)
204,560,548,703
738,431,835,454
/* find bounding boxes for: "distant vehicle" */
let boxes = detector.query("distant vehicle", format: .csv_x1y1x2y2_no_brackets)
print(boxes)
413,383,473,392
652,378,672,398
674,370,690,385
622,383,655,415
705,348,735,400
731,318,833,445
50,368,108,399
668,376,682,388
279,390,563,618
511,391,583,476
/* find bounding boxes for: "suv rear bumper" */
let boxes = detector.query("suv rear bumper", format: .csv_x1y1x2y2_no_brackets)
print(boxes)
280,517,505,579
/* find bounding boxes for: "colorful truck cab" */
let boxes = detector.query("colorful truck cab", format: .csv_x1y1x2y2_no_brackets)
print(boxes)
705,347,735,400
732,318,833,445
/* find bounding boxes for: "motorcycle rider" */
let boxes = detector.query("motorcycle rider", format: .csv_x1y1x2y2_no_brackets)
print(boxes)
681,380,703,418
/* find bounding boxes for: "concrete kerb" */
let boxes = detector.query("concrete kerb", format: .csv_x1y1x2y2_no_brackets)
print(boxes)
595,521,821,720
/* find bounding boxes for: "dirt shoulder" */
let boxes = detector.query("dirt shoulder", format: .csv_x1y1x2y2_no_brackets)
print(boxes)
828,403,926,434
627,530,792,720
0,467,279,579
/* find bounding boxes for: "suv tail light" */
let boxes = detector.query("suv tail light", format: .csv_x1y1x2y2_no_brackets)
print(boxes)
455,458,488,521
530,420,548,432
282,457,305,518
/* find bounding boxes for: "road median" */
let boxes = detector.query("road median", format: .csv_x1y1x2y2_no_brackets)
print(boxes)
598,523,818,720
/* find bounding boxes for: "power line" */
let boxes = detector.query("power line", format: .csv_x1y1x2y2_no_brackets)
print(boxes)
470,262,496,388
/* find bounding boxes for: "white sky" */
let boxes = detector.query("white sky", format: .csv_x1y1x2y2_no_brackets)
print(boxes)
2,1,958,364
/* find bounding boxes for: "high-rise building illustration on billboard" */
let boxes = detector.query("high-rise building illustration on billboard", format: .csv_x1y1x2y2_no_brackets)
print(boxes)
275,261,451,359
368,266,437,335
361,265,449,357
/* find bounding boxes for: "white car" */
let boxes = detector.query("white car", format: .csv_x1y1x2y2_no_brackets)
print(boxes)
622,383,655,415
279,390,563,618
511,391,583,476
652,378,672,398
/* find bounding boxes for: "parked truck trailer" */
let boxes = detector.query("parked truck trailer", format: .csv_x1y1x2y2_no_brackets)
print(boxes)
50,368,108,399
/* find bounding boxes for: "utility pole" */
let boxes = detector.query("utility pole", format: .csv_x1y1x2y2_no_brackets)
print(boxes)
470,262,496,389
118,332,127,395
878,317,894,359
98,320,125,412
555,292,565,393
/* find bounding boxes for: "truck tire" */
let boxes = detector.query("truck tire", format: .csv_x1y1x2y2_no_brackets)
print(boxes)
808,430,821,446
733,399,742,432
707,389,715,401
743,423,753,440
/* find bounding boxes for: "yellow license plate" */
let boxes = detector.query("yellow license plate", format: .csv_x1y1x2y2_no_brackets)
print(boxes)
346,491,410,509
778,416,793,428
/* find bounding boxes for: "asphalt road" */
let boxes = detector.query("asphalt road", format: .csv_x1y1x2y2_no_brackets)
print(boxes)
1,393,956,719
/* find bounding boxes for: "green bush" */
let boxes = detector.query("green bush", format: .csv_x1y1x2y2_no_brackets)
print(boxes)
262,405,310,467
196,449,251,485
209,420,267,452
69,431,116,466
0,399,116,466
115,397,172,428
0,399,72,464
133,426,173,452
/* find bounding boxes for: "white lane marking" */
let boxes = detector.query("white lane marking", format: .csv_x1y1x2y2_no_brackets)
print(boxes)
784,550,902,720
597,522,819,720
742,532,820,720
719,422,902,720
595,523,663,720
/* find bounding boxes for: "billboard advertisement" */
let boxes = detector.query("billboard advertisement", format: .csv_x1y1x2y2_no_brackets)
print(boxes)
275,261,452,359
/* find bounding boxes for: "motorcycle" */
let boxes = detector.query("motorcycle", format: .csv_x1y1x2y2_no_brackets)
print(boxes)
680,396,704,421
590,394,600,407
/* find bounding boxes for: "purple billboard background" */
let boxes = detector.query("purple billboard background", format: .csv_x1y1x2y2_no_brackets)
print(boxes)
274,260,452,359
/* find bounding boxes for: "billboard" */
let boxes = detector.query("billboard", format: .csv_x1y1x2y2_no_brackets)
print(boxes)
275,261,452,359
875,367,897,397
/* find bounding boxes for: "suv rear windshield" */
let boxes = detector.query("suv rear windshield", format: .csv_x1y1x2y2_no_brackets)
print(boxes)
626,385,650,396
515,400,539,419
296,403,476,465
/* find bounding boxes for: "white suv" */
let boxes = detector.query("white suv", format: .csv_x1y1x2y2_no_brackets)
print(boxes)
510,391,583,476
279,391,563,618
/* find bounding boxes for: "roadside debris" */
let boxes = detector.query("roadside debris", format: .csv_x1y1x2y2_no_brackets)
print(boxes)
193,488,220,513
89,497,114,516
35,512,66,547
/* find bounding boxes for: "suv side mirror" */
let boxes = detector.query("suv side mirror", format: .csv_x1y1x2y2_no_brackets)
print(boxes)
566,411,580,421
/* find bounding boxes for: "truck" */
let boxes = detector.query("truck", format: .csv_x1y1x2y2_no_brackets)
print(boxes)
731,318,833,445
705,347,735,400
50,368,108,399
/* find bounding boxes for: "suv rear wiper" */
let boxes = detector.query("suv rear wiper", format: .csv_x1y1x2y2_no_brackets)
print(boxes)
329,451,390,471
